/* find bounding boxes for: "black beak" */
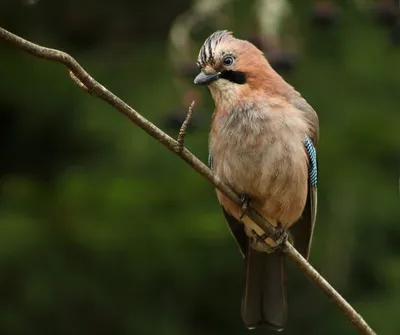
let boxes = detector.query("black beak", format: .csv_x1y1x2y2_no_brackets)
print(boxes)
194,71,220,85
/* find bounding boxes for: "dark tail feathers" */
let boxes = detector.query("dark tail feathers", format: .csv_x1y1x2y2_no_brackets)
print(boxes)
241,245,287,331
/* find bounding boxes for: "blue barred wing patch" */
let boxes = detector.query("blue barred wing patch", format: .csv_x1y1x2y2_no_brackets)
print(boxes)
304,136,318,188
208,151,213,170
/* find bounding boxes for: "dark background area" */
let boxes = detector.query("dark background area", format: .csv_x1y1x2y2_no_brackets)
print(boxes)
0,0,400,334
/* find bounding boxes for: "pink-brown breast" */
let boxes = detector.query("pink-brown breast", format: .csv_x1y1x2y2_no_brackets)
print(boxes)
210,99,310,230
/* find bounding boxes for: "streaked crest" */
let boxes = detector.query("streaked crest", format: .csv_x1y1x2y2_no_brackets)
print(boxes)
197,30,233,68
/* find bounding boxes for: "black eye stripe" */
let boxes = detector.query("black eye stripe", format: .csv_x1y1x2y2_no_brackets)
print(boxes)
219,70,246,84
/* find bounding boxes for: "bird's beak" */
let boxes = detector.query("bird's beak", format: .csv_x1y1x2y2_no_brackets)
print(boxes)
194,71,221,85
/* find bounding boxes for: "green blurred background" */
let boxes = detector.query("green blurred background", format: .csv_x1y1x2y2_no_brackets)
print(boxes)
0,0,400,334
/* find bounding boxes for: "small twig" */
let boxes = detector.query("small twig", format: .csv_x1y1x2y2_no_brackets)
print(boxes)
176,101,195,153
0,26,377,335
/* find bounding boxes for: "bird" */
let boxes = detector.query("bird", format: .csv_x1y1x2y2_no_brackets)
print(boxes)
194,30,319,331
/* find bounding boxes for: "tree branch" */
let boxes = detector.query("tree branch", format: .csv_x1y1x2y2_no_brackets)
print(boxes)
0,26,376,335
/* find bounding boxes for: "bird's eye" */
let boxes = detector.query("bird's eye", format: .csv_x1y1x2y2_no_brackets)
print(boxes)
222,56,234,67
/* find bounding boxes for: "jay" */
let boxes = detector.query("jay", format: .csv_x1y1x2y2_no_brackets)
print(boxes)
194,31,319,331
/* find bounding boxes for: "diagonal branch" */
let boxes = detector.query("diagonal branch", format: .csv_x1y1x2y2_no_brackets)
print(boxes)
0,26,376,335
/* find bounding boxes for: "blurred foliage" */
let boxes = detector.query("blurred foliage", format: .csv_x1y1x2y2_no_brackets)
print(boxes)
0,0,400,334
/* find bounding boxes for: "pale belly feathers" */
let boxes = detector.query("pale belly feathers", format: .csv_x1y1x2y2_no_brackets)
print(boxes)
210,107,309,231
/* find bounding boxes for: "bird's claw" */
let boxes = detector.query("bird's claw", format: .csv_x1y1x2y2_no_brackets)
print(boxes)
239,193,251,219
250,226,289,253
250,229,269,246
273,226,289,248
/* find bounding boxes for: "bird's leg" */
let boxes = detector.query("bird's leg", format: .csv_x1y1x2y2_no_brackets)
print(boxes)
239,192,251,219
239,192,289,252
250,229,269,246
273,224,289,248
250,223,289,254
250,229,279,253
267,223,290,252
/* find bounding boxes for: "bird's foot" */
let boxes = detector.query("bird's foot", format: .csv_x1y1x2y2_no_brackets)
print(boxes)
250,229,269,247
273,226,289,248
239,192,251,220
250,226,289,253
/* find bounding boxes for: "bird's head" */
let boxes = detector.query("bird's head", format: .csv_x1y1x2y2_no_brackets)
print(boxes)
194,30,274,106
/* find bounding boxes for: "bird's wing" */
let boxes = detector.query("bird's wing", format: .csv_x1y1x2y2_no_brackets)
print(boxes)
289,135,318,260
288,92,319,144
209,151,247,258
222,209,247,258
285,92,319,260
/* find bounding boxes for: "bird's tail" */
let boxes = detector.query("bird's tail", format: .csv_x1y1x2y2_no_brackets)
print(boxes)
241,244,287,331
